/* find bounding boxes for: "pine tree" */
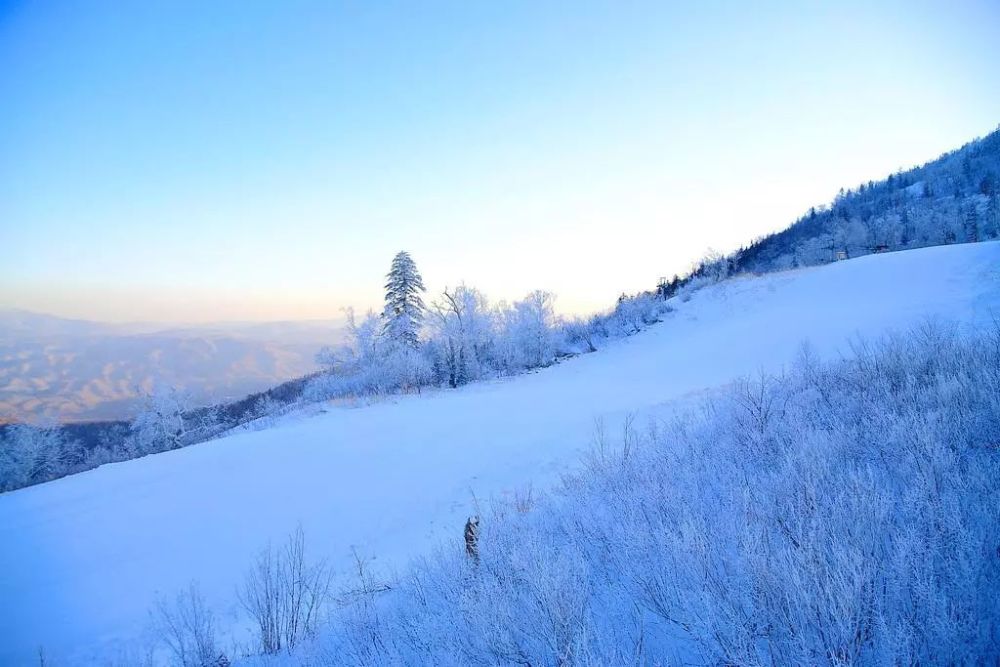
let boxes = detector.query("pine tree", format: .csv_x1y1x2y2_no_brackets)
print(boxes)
979,174,996,196
383,251,426,348
900,207,911,246
985,194,999,238
964,206,979,242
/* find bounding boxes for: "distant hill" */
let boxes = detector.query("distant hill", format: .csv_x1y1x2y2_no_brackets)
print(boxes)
728,126,1000,274
649,126,1000,299
0,310,344,422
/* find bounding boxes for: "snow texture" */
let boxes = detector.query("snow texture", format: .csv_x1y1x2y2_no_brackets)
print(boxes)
1,241,999,664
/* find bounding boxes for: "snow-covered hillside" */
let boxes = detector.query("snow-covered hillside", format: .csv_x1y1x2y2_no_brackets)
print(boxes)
2,242,999,664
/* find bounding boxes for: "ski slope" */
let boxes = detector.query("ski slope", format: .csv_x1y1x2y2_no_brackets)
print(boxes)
2,242,999,664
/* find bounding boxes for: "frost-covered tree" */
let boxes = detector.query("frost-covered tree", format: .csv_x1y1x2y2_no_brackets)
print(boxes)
382,251,426,349
429,285,495,387
986,194,1000,238
306,279,675,402
317,308,383,375
155,583,220,667
833,218,870,255
964,205,980,242
0,423,83,492
0,426,36,491
129,384,190,455
498,291,557,371
311,306,433,397
698,249,732,283
0,424,58,491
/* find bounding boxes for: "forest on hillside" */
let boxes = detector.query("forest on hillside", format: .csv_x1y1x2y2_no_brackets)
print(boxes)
697,126,1000,282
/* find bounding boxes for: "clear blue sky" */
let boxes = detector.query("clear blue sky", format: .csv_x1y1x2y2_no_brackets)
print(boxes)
2,0,998,322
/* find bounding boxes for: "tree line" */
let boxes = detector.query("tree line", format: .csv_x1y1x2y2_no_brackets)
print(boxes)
304,250,673,401
0,251,674,493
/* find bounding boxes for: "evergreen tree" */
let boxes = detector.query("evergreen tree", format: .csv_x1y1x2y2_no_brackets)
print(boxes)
964,206,979,242
383,251,426,348
900,207,911,245
985,194,999,238
979,174,996,196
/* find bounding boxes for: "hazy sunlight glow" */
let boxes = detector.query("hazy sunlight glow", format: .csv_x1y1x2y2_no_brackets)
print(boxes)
1,1,998,322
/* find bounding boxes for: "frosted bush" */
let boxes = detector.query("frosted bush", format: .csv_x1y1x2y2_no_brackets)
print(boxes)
307,324,1000,665
154,583,221,667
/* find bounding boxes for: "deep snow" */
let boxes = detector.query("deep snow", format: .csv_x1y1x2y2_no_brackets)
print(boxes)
2,241,999,664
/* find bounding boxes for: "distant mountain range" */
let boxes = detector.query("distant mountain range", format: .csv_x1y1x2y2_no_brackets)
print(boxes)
0,309,344,422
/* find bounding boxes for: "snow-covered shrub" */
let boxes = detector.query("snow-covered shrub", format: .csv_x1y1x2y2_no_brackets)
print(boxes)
562,293,673,351
606,293,670,336
674,274,709,301
306,323,1000,665
560,318,597,353
239,526,332,656
154,583,221,667
699,248,732,283
228,396,294,434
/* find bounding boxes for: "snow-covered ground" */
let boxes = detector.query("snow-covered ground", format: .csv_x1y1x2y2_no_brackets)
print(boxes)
2,241,999,665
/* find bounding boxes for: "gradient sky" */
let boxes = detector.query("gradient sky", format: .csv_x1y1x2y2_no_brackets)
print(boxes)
1,1,999,323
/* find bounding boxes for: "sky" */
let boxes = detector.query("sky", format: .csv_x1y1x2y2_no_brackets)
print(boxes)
1,1,999,323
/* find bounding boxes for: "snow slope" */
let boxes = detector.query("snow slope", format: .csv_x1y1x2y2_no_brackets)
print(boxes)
2,242,999,664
